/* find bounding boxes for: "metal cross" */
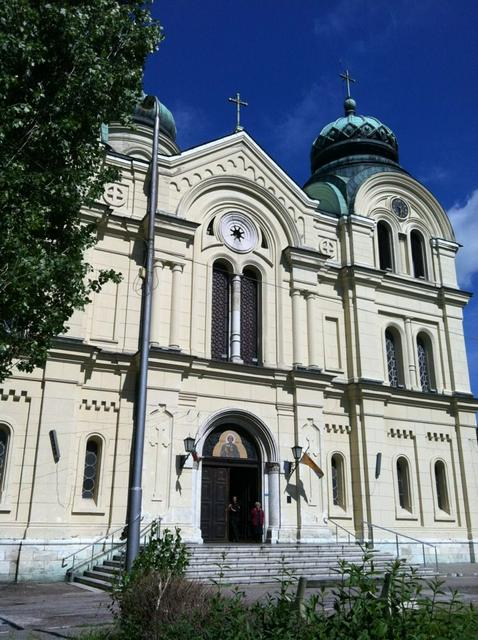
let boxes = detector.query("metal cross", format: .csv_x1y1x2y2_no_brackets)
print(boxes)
228,92,248,132
340,70,356,98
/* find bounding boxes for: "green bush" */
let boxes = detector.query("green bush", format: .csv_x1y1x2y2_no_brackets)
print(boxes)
111,525,195,639
97,544,478,640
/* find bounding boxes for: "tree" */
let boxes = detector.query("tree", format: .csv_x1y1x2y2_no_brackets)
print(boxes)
0,1,161,381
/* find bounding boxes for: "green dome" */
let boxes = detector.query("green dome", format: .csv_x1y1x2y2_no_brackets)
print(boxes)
133,99,177,141
311,99,398,172
304,98,406,215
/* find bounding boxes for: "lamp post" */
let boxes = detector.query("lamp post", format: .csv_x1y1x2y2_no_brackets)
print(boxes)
292,445,303,542
125,95,160,570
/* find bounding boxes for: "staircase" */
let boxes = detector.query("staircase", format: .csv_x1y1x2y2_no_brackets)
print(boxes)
70,541,436,591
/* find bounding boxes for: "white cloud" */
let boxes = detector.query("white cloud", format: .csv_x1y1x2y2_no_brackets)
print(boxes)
448,189,478,288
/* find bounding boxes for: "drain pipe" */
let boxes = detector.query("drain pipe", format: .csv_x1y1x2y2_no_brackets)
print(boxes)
125,95,160,570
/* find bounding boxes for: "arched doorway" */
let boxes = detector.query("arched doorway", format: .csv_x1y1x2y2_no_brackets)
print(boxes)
200,425,261,542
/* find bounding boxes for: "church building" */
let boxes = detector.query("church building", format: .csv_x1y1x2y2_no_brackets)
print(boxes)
1,85,478,581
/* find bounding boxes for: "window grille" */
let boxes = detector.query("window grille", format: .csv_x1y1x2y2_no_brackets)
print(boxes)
82,438,100,501
211,264,230,360
396,457,412,511
0,427,9,496
417,336,430,392
240,269,259,365
385,330,399,387
435,460,450,513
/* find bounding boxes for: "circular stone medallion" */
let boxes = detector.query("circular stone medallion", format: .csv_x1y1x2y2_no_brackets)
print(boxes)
391,197,409,220
219,212,258,253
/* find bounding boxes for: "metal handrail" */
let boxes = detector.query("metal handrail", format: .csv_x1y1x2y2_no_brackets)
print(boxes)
324,517,357,544
363,520,438,571
61,522,128,567
63,517,161,580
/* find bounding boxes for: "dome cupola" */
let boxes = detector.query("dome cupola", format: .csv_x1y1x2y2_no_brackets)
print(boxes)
303,72,407,214
311,96,398,173
133,99,177,142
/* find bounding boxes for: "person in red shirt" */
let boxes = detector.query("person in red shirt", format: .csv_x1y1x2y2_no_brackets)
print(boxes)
250,501,264,542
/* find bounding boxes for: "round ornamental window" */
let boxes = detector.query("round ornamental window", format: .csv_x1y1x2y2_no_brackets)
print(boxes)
219,213,258,253
391,197,409,220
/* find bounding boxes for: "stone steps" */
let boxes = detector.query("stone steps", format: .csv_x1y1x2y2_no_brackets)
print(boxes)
70,542,436,591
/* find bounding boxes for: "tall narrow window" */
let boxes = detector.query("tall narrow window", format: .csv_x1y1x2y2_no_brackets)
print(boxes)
211,261,230,360
385,329,402,387
417,333,435,392
435,460,450,513
411,230,427,278
82,437,101,501
241,268,260,365
331,454,346,509
0,425,10,498
396,457,412,511
377,221,393,271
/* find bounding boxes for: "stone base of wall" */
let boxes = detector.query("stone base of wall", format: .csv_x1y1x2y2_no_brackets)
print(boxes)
0,538,111,583
373,540,478,565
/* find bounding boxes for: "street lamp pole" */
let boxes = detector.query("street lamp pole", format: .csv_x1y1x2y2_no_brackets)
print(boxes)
125,95,160,570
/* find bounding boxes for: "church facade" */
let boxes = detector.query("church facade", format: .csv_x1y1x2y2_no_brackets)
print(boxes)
1,94,478,581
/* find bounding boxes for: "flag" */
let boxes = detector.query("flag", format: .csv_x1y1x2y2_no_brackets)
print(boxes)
300,452,324,477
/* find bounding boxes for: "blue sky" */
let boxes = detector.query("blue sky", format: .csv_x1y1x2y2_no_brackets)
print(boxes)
144,0,478,394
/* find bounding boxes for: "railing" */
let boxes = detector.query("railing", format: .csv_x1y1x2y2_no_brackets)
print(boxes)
363,521,438,571
62,517,161,581
324,517,357,544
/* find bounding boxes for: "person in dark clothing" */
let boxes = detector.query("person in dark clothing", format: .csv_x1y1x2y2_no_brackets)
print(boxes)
251,501,264,542
228,496,241,542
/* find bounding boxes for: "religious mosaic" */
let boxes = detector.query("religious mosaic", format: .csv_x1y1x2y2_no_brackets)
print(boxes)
203,427,258,460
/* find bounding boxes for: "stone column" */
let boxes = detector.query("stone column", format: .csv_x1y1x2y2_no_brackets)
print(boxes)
291,288,304,367
169,263,183,349
230,274,243,363
267,462,280,542
306,292,321,369
150,259,164,345
405,318,418,390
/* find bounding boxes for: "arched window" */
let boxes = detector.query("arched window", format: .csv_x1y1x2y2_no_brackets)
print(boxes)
211,261,231,360
82,437,102,502
396,457,412,512
410,230,427,279
434,460,450,513
0,425,10,498
377,221,394,271
417,333,435,392
385,329,403,388
331,454,346,509
241,268,260,365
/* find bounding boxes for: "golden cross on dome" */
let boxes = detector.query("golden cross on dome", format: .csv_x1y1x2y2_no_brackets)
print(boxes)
228,92,248,132
340,70,356,98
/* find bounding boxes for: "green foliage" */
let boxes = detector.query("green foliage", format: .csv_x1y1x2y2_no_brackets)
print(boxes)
0,1,162,381
111,526,192,639
108,551,478,640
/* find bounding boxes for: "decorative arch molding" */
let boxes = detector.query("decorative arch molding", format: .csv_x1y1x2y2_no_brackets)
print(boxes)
196,408,279,464
370,208,404,240
354,172,455,241
175,175,302,247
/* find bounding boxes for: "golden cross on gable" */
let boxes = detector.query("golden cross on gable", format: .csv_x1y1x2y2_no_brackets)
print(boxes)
340,70,356,98
228,92,248,132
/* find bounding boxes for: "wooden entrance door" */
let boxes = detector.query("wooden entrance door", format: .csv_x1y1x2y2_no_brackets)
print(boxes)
201,466,229,541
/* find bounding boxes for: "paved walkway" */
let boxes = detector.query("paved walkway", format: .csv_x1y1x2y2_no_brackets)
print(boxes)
0,564,477,639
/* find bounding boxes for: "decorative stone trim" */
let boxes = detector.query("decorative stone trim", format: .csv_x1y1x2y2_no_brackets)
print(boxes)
178,392,197,408
388,428,415,439
0,388,31,403
79,399,118,412
325,423,351,435
426,431,451,442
